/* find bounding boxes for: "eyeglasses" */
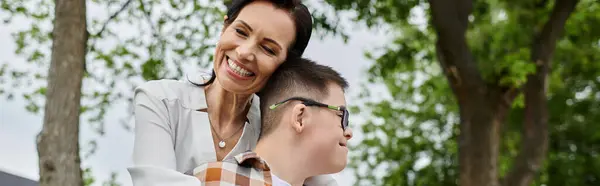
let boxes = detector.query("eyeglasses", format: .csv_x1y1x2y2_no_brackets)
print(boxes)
269,97,349,131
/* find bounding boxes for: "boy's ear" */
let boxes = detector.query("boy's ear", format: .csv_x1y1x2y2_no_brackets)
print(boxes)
290,103,307,133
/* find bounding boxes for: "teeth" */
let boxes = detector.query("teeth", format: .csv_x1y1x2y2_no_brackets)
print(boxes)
227,58,253,77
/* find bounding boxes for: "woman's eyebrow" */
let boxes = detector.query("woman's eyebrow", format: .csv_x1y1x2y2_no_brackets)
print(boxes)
237,20,254,32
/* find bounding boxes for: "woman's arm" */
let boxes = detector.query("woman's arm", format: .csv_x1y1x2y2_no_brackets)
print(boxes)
128,81,200,185
131,83,176,167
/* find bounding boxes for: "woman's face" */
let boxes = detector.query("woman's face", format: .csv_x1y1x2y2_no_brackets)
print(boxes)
213,1,296,94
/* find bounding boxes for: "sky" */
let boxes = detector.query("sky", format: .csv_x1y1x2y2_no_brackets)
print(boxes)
0,2,391,185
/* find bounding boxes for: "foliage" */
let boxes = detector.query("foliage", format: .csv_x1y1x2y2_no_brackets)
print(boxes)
83,167,95,186
323,0,600,185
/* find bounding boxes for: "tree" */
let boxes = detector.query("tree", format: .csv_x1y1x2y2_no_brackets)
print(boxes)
321,0,600,185
35,0,87,185
0,0,344,184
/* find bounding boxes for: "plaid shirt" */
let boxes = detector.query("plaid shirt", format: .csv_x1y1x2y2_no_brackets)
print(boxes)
185,151,274,186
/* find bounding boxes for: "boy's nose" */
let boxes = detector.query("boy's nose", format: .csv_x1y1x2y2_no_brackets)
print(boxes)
344,128,353,140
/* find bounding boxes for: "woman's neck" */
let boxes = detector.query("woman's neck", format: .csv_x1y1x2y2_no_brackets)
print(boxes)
204,81,253,130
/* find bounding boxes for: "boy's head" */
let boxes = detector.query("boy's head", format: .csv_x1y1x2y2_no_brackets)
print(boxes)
257,57,353,174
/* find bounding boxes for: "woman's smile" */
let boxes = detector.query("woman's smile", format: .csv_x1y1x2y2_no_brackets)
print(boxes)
223,55,256,81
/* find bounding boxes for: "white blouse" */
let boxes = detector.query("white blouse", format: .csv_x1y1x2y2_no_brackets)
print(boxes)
127,75,338,186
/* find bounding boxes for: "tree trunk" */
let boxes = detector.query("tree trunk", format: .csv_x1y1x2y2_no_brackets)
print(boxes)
36,0,87,185
503,0,579,186
429,0,503,185
457,96,508,186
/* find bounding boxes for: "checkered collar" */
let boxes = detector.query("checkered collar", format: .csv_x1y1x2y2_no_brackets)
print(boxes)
233,150,271,171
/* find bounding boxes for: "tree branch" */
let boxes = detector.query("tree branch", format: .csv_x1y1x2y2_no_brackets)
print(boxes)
93,0,133,37
503,0,580,186
87,0,132,55
429,0,485,98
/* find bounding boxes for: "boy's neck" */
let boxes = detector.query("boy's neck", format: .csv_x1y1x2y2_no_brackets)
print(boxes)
254,134,311,186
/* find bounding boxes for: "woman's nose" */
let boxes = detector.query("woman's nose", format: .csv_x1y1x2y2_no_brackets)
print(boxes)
235,42,256,62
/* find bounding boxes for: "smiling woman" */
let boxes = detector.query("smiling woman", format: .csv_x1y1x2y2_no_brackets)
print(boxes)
127,0,338,186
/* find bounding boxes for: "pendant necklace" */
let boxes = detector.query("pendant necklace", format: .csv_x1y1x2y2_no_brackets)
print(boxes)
210,122,245,148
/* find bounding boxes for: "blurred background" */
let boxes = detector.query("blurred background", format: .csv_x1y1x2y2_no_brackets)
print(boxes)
1,0,599,185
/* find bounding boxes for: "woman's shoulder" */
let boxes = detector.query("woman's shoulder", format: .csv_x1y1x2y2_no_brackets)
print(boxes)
134,73,210,109
135,79,199,98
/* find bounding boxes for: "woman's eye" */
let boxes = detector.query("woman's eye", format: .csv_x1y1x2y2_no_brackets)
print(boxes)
262,45,275,55
235,28,248,37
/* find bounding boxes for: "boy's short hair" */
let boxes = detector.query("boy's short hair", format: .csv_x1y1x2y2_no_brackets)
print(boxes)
257,57,348,139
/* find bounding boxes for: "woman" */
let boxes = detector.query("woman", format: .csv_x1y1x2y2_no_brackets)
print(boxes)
128,0,337,185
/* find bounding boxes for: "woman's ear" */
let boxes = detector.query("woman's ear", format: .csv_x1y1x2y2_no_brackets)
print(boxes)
290,103,307,133
221,15,230,35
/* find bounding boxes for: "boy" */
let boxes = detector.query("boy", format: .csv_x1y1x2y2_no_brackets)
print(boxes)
189,57,353,186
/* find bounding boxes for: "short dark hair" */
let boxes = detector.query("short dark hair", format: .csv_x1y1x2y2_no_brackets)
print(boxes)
191,0,313,87
257,57,349,138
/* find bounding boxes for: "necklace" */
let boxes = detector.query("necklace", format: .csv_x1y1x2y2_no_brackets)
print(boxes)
209,122,245,148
